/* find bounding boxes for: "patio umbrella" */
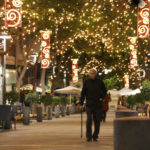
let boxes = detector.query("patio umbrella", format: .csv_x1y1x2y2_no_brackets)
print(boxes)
20,84,50,93
54,86,81,104
108,89,120,96
54,86,81,95
128,88,141,95
118,88,133,96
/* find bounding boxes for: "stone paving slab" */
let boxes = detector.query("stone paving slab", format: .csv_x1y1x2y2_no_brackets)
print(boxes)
0,112,114,150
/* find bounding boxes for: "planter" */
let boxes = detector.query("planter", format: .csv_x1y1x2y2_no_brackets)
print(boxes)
0,105,12,129
37,105,43,122
32,103,37,114
3,121,12,129
114,117,150,150
61,106,66,117
116,111,138,118
71,104,76,114
66,106,71,115
23,106,30,125
46,106,52,120
24,102,30,107
55,105,60,118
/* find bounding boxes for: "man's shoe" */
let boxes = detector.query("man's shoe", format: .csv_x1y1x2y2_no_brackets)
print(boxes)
87,138,92,142
93,138,99,142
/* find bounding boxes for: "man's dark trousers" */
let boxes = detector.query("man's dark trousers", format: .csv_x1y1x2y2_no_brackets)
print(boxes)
86,106,102,139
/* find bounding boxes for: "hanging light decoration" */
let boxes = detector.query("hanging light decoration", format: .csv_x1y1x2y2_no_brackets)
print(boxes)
124,74,129,88
137,0,149,38
41,31,51,68
5,0,23,27
72,59,78,83
129,37,138,68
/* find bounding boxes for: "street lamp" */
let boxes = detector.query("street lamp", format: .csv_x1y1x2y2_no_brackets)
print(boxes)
0,35,11,104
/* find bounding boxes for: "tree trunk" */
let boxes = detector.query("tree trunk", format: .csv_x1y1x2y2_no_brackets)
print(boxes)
16,64,28,93
51,78,56,95
41,68,46,95
33,64,38,92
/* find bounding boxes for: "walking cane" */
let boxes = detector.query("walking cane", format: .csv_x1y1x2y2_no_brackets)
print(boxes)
81,109,83,138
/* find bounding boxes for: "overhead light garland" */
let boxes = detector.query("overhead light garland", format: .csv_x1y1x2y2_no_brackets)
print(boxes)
0,0,149,88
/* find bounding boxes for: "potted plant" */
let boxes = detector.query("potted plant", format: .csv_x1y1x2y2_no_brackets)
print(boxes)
60,97,68,117
52,96,60,118
34,94,43,122
23,92,38,125
134,94,145,105
126,95,136,109
4,91,19,105
66,97,71,115
141,80,150,101
40,94,53,120
24,92,38,106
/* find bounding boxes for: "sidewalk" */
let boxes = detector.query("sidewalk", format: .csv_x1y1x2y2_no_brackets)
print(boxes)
0,111,114,150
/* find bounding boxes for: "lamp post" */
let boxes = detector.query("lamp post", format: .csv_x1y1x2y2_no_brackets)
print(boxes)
0,35,11,104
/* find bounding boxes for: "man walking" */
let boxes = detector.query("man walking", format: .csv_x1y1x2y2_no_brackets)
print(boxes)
80,68,107,142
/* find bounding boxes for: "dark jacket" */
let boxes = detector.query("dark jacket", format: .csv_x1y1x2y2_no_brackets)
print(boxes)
80,78,107,108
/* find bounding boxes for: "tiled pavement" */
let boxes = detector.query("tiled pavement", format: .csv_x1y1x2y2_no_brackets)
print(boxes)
0,111,115,150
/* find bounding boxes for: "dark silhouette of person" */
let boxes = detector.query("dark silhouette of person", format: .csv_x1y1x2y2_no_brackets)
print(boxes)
80,68,107,142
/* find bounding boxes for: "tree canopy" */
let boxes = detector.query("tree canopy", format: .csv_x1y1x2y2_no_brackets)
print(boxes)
0,0,149,90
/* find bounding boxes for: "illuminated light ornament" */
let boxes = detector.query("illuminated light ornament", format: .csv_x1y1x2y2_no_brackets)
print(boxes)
137,69,146,79
72,59,78,83
124,74,129,88
41,31,51,68
137,0,149,38
5,0,22,27
129,37,138,68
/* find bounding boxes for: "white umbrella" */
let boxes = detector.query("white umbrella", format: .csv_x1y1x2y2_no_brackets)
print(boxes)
54,86,81,94
54,86,81,105
20,84,50,93
118,88,133,96
128,88,141,95
108,89,120,96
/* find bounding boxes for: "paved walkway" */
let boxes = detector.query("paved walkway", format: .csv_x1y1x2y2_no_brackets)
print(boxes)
0,111,115,150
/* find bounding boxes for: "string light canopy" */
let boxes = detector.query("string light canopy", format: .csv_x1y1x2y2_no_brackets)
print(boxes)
0,0,149,87
80,57,106,75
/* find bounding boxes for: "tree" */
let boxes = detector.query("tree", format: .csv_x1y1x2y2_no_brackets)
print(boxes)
103,77,119,90
141,80,150,101
0,0,149,92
